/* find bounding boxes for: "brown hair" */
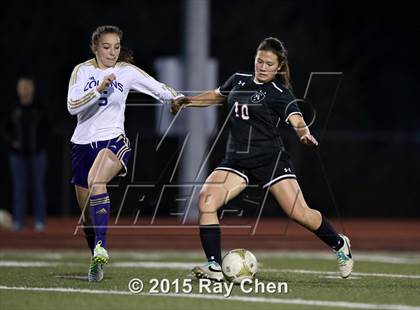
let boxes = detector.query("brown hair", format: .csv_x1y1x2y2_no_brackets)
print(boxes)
90,25,134,64
257,37,290,88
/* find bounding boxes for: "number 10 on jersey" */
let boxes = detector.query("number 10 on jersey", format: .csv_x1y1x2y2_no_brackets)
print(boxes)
234,101,249,120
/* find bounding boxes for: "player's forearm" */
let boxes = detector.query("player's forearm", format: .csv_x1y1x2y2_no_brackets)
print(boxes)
132,72,183,103
187,90,224,107
289,114,310,138
67,88,101,115
152,83,183,103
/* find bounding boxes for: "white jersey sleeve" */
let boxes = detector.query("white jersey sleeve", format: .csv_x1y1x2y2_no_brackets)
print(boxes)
126,64,183,103
67,64,101,115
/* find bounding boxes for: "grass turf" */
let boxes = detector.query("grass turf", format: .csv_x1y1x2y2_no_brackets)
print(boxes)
0,250,419,310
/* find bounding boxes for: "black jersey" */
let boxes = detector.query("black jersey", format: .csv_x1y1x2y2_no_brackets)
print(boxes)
218,72,302,160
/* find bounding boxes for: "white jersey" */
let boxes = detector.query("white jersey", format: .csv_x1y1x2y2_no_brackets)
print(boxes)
67,59,182,144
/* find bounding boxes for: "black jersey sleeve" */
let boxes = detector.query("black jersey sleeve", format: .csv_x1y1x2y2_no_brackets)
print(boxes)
216,73,237,97
270,87,303,124
284,93,303,124
282,88,303,124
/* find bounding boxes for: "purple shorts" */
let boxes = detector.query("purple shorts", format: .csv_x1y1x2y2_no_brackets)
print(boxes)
71,135,131,188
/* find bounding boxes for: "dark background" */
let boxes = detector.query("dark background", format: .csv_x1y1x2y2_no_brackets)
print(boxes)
1,0,419,219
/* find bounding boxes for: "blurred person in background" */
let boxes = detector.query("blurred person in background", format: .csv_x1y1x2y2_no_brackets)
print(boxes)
2,76,50,232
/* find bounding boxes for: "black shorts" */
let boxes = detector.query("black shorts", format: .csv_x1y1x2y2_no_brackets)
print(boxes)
215,150,296,188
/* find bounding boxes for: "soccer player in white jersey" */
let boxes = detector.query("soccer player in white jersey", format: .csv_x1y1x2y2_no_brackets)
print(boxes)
67,25,183,282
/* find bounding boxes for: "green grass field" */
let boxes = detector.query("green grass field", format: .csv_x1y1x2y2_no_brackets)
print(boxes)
0,250,419,310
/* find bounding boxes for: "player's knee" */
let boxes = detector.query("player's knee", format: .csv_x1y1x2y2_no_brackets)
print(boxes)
87,176,106,194
198,190,219,214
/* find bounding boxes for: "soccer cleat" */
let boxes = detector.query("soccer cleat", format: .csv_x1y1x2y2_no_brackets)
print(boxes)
335,234,353,278
92,240,109,265
192,261,224,282
88,259,103,282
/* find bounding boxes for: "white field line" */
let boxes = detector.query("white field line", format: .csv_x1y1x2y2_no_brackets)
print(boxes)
120,252,420,264
263,269,420,280
0,286,419,310
256,252,420,265
54,275,87,280
112,261,197,269
113,262,420,279
1,251,418,264
0,261,82,267
2,260,418,280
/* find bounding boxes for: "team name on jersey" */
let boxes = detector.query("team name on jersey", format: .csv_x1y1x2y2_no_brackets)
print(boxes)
83,77,124,93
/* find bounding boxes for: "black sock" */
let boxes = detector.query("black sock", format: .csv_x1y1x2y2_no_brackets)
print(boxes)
313,215,344,251
199,224,222,265
82,223,95,255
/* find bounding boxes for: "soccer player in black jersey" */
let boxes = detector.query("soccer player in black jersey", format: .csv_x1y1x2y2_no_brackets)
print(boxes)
172,37,353,280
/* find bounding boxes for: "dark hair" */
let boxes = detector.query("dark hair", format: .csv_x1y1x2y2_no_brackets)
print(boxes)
17,76,35,84
90,25,134,64
257,37,290,88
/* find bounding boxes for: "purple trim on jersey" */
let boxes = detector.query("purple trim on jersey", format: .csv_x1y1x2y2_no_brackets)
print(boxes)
71,135,131,188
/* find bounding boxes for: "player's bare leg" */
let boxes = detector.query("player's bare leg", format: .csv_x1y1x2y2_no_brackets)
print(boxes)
270,178,353,278
199,170,246,225
75,185,95,253
88,148,122,196
269,178,321,230
193,170,247,281
85,148,122,282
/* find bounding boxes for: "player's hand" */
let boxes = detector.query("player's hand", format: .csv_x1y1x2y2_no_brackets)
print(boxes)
170,96,190,114
300,133,318,146
97,74,116,93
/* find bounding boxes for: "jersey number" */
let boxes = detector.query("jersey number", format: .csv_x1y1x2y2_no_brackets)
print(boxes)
98,90,108,106
234,101,250,120
98,97,108,106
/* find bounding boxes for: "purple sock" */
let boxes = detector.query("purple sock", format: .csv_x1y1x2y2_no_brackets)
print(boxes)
89,193,110,248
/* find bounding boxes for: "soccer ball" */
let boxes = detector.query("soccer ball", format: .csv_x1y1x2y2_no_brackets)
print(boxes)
0,209,13,230
222,248,258,284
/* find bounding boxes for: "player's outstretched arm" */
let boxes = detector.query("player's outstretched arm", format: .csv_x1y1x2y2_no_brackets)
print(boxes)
288,114,318,146
170,90,224,114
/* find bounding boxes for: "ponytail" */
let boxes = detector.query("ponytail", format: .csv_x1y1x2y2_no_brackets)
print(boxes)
118,47,134,64
278,60,291,89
